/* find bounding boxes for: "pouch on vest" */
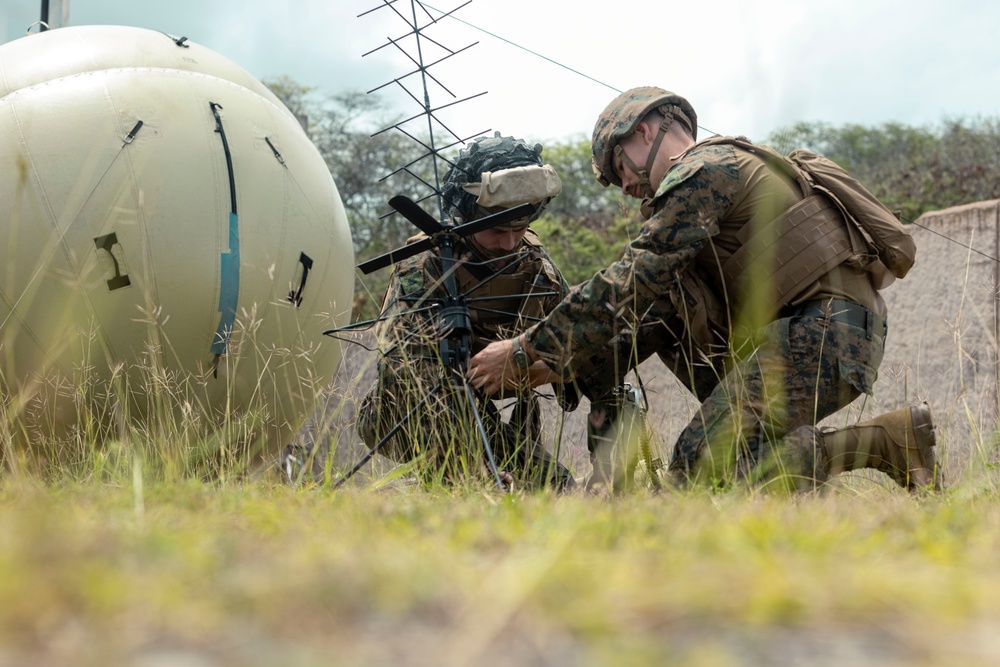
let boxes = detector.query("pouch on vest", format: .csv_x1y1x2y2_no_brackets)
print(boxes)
700,137,916,288
669,269,730,359
787,149,916,286
722,193,855,316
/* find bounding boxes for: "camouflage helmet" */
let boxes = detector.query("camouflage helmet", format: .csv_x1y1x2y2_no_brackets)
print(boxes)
591,86,698,189
441,132,548,223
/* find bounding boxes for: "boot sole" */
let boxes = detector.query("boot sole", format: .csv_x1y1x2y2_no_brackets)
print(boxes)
908,402,941,491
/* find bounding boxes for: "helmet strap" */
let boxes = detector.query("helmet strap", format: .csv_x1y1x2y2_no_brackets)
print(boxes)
614,115,674,198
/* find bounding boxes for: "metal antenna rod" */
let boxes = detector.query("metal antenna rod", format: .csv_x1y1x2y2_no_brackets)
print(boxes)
360,0,482,213
409,0,446,222
338,0,513,492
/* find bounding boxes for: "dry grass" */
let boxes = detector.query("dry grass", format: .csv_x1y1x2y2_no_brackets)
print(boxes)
1,475,1000,667
0,335,997,667
3,212,999,666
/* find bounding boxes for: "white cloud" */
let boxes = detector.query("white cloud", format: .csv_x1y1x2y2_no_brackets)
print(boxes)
5,0,999,143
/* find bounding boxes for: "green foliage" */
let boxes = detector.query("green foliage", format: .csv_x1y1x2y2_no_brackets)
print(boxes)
529,135,648,284
768,118,1000,221
262,74,315,125
9,80,1000,663
263,78,640,319
538,135,622,221
530,214,609,286
268,74,1000,323
531,210,643,286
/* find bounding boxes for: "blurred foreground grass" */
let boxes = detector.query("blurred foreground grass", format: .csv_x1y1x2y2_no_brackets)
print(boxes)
3,473,1000,667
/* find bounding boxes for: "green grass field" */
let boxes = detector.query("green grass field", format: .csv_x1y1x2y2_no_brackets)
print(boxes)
3,462,1000,666
1,301,995,666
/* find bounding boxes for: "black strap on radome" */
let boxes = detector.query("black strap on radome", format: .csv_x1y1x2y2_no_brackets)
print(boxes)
265,137,285,165
123,120,143,146
287,252,313,307
210,103,237,215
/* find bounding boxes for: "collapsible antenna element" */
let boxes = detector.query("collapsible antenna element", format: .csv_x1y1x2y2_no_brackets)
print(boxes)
321,0,528,492
359,0,488,224
355,0,532,275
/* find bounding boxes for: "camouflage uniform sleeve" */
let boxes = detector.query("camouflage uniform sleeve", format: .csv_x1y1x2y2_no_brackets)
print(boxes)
374,251,445,368
535,246,570,311
525,146,740,377
359,251,447,451
373,261,412,335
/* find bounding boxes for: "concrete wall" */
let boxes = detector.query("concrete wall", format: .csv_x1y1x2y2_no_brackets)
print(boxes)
875,199,1000,468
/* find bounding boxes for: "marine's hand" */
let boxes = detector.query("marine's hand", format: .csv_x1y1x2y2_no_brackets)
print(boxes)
526,360,560,387
469,337,558,395
467,339,515,396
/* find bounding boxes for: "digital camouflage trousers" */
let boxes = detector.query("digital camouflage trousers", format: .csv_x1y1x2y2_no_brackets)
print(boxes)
566,309,884,489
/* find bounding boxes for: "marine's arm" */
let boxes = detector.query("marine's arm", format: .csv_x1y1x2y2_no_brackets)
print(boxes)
373,251,448,371
469,152,740,393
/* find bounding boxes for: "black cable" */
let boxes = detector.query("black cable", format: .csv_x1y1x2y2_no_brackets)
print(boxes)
906,218,1000,263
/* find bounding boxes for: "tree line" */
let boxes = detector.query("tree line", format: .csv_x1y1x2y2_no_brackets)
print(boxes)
266,77,1000,320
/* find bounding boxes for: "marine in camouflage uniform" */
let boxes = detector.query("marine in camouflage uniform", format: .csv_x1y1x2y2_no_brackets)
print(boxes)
469,88,939,492
356,134,574,488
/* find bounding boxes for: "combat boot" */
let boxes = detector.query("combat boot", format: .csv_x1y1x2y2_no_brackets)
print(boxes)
820,402,940,491
522,447,577,492
586,384,652,493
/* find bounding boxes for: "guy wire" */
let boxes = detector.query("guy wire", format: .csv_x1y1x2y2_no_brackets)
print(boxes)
420,2,719,138
906,218,1000,263
384,3,1000,270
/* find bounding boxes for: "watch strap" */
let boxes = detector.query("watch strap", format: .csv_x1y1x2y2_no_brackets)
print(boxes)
512,335,531,369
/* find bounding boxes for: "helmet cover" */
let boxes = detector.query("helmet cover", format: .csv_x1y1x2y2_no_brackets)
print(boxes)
591,86,697,188
441,132,549,223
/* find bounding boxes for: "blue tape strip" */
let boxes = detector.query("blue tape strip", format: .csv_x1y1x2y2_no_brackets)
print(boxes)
210,211,240,355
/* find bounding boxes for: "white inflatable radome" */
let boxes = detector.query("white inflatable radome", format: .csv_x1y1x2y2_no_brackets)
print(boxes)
0,25,354,454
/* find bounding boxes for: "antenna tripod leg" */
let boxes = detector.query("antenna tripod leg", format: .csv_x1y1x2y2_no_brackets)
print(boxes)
459,380,508,492
315,377,508,493
325,383,443,490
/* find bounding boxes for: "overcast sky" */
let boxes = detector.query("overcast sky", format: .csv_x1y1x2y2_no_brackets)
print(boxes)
3,0,999,146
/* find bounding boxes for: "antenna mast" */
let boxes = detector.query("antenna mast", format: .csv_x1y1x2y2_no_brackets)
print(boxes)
359,0,488,219
323,0,528,492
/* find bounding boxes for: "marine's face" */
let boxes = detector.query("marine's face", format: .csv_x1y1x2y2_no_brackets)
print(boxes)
613,131,654,199
470,226,527,256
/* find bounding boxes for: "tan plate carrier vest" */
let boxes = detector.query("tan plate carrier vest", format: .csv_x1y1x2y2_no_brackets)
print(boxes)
699,136,861,314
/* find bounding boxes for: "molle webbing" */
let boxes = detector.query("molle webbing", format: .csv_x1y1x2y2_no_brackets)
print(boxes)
700,135,913,287
693,136,862,310
458,259,549,332
721,194,854,313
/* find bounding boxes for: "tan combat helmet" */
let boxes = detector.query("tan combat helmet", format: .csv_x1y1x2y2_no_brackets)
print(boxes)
441,133,561,227
591,86,698,196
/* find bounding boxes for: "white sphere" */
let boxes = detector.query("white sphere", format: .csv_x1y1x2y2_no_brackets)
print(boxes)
0,25,354,454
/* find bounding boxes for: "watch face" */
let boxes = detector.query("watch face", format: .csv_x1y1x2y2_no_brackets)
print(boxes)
513,348,531,369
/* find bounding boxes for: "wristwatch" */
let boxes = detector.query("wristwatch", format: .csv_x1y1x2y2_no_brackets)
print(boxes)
511,335,532,370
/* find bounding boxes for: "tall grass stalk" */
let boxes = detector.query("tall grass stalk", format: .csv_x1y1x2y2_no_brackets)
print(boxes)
3,203,1000,664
